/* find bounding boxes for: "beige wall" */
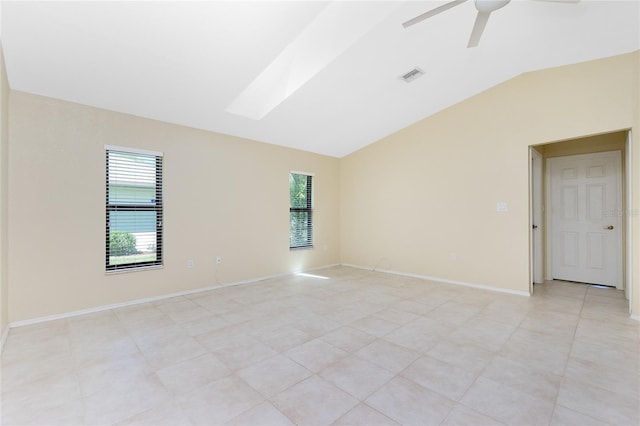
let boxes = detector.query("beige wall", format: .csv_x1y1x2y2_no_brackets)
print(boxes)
5,51,639,324
541,132,627,158
1,43,9,341
8,92,340,322
340,52,639,314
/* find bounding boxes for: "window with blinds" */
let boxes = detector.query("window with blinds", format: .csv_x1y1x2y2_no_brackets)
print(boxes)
106,146,163,271
289,172,313,249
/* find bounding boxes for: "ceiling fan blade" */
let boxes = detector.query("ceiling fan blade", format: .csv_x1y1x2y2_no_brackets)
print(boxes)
467,11,491,48
402,0,468,28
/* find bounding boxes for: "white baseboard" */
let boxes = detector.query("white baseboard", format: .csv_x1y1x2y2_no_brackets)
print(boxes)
9,264,341,329
5,262,635,329
341,263,531,297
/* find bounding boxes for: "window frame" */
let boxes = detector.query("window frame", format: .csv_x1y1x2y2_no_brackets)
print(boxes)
289,171,314,250
105,145,164,272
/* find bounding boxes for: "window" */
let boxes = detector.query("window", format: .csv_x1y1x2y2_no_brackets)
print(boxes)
289,172,313,249
106,146,163,271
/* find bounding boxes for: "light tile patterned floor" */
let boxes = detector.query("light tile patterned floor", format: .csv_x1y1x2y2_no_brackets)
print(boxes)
1,266,639,425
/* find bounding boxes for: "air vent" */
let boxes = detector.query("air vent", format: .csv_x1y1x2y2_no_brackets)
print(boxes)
400,67,424,83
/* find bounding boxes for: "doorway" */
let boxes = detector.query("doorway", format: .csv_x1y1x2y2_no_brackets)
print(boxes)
530,131,629,295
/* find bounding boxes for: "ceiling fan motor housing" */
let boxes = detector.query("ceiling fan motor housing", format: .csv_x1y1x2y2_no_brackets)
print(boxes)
475,0,511,13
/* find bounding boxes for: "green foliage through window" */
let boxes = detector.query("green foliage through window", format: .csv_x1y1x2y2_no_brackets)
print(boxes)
109,231,137,256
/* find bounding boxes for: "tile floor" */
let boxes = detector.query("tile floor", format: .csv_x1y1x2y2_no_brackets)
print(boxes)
1,266,639,425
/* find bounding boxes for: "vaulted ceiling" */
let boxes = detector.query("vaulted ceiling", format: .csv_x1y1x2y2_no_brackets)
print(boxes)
1,1,638,157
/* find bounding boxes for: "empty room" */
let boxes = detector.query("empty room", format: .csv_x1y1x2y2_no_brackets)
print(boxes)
1,1,639,425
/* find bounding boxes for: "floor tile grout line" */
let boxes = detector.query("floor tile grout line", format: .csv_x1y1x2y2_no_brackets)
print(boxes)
547,280,589,425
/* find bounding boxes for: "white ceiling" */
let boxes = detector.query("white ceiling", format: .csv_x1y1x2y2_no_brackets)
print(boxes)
1,1,638,158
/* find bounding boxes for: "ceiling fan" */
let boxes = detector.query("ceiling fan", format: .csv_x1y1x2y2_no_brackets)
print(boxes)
402,0,580,48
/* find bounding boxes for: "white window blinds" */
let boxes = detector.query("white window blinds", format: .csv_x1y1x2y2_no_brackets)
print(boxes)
289,172,313,249
106,146,163,271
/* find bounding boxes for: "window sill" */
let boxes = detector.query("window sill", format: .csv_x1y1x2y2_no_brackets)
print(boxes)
106,265,164,275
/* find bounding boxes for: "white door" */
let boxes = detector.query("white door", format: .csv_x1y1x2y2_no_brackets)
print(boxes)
548,151,622,287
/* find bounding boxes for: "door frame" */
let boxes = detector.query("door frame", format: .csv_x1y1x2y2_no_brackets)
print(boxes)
545,150,623,289
529,147,544,294
625,131,633,306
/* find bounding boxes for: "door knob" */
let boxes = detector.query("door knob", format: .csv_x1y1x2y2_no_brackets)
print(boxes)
604,225,614,230
532,225,538,229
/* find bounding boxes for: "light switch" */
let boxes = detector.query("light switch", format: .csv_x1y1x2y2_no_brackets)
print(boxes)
496,202,508,212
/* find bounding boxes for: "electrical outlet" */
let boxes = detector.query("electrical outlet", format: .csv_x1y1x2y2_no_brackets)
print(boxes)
187,259,195,268
216,256,222,265
449,252,457,262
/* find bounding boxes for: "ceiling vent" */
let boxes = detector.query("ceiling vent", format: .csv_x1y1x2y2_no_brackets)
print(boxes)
400,67,424,83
